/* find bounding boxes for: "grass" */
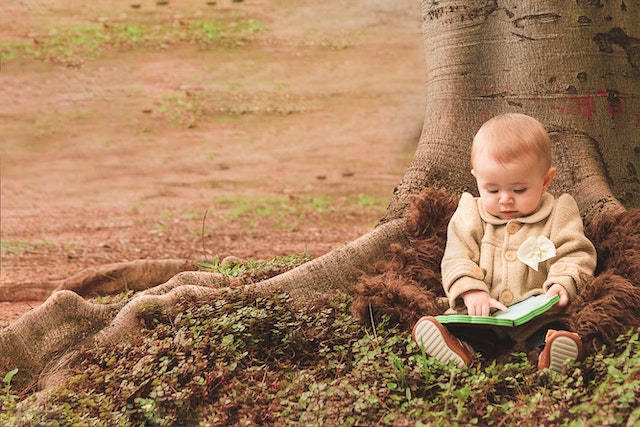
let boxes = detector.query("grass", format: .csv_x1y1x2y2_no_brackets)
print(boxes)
0,16,263,67
208,193,387,230
153,87,312,127
136,193,384,239
2,282,639,425
197,252,312,285
0,240,57,257
155,92,205,128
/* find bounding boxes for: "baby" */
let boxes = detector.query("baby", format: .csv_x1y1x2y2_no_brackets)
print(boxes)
413,113,597,372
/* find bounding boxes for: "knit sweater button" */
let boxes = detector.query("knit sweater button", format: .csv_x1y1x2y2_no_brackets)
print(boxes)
501,290,514,304
472,266,483,278
504,250,517,262
506,222,521,234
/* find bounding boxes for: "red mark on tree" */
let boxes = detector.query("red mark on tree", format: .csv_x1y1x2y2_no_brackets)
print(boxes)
555,95,596,125
555,89,627,128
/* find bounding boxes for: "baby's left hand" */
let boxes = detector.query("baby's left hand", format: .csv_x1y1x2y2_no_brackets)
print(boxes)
546,284,569,314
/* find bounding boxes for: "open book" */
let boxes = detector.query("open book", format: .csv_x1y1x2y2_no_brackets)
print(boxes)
435,293,560,327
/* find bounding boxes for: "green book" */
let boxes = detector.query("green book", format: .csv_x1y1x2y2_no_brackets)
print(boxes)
435,294,560,327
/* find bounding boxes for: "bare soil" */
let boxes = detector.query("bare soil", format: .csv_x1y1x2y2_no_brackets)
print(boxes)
0,0,425,324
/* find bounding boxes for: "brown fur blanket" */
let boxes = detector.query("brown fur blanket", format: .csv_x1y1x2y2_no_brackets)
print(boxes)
352,188,640,355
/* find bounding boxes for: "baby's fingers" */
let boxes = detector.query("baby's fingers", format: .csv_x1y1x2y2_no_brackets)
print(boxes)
546,284,570,307
490,299,509,312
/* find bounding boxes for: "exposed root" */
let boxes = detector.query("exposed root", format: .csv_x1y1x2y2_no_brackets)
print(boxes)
1,220,407,401
0,259,199,302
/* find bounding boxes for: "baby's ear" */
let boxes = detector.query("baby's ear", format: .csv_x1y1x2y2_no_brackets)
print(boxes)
543,167,556,190
470,169,476,177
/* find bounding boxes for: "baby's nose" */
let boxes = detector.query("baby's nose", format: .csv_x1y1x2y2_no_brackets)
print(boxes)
499,193,513,204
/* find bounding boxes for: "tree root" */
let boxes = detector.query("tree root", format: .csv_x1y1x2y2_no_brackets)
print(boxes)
2,270,235,394
0,259,199,302
0,290,121,391
549,130,626,225
1,219,407,400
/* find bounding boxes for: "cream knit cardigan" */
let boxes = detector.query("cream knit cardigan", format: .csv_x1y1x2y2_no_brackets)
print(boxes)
441,192,597,341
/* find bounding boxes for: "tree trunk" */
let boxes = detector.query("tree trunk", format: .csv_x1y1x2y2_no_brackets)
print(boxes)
385,0,638,222
2,0,639,396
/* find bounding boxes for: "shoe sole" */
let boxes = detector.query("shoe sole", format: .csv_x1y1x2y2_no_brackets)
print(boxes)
548,335,580,372
413,318,467,368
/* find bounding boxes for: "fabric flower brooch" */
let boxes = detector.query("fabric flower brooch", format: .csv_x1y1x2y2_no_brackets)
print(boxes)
516,236,556,271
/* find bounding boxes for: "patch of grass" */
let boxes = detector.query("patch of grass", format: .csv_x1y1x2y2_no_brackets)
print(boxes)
0,369,19,426
197,252,312,284
92,290,137,306
154,88,311,127
33,115,62,136
150,225,170,236
1,240,95,265
3,285,640,425
213,89,309,116
209,193,386,230
0,241,30,251
155,92,205,128
211,194,308,230
352,194,388,212
0,17,264,67
159,211,175,220
0,240,56,257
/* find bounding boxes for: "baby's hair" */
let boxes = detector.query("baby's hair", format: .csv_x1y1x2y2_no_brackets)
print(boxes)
471,113,552,172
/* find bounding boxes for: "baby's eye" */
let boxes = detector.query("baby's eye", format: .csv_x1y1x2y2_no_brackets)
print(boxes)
514,188,527,194
486,189,499,194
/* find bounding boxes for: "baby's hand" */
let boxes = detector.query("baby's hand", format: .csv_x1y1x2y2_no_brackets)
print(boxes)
546,283,569,306
546,284,570,312
461,290,508,316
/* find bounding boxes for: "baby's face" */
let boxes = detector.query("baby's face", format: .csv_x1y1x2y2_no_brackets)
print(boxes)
472,150,555,219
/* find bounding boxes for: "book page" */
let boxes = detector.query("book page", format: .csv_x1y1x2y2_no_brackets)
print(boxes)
493,294,559,322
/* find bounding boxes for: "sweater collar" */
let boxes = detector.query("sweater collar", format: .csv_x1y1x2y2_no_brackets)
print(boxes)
478,192,555,225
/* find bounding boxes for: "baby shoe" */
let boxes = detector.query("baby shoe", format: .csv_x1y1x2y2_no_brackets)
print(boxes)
412,316,474,368
538,329,583,372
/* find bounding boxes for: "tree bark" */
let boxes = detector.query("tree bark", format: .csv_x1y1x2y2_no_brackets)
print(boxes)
385,0,639,222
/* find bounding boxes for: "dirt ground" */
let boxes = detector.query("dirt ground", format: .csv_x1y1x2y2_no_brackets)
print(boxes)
0,0,426,325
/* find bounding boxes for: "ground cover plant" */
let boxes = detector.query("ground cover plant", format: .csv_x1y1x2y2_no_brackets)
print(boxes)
2,255,640,426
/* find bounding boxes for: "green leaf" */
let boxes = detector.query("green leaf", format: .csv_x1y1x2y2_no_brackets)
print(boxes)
3,369,18,385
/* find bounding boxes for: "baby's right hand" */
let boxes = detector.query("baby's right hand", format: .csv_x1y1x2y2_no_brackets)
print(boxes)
461,290,508,316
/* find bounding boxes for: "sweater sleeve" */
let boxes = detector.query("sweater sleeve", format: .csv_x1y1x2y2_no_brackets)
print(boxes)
543,194,597,300
441,193,490,311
